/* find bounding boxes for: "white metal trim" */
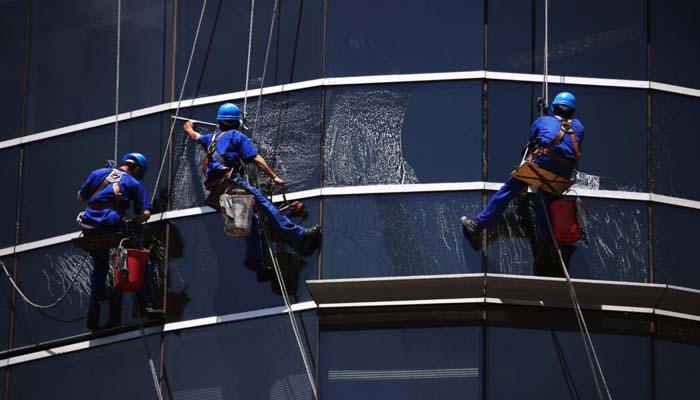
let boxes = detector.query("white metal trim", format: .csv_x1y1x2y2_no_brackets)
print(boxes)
318,298,487,309
0,301,318,368
7,71,700,151
4,183,700,256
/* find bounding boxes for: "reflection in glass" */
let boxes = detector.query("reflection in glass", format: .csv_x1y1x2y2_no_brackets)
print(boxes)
324,82,482,187
651,0,700,89
488,323,651,399
166,203,318,322
0,149,19,248
652,91,700,201
320,325,481,400
9,336,160,400
535,0,646,80
327,0,483,76
488,197,648,283
655,318,700,399
322,192,482,279
170,90,322,211
653,204,700,290
166,313,316,399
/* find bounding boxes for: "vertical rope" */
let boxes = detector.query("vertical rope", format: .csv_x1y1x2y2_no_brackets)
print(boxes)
114,0,122,162
151,0,208,205
243,0,256,116
542,0,549,107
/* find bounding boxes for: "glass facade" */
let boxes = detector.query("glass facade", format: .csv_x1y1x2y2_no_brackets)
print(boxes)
1,1,699,398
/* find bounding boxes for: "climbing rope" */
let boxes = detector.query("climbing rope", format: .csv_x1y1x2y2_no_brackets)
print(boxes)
538,193,612,400
243,0,256,116
241,0,318,397
132,293,164,400
542,0,549,107
150,0,209,205
114,0,122,162
0,255,91,310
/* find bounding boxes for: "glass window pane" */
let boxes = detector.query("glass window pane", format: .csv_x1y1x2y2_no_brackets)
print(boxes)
321,192,482,279
170,90,321,211
166,313,316,399
176,0,321,100
488,82,648,192
650,0,700,89
651,91,700,201
488,309,652,400
166,201,319,322
652,204,700,290
0,0,27,141
324,82,482,187
655,317,700,399
327,0,483,76
26,0,166,134
8,336,160,400
11,237,165,349
320,325,482,399
536,0,646,80
0,256,12,353
487,198,649,283
0,148,19,248
488,0,535,74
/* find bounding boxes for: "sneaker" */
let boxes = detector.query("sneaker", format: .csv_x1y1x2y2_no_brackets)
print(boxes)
460,217,483,251
296,224,321,257
86,303,100,331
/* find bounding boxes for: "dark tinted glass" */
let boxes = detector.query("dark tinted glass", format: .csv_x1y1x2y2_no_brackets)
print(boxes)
8,336,161,400
652,204,700,290
487,198,648,282
488,317,651,399
0,0,26,141
176,0,321,100
0,148,20,248
11,239,162,348
26,0,166,134
324,82,482,187
651,0,700,89
116,113,170,213
535,0,646,80
321,192,482,279
651,91,700,201
487,0,535,74
166,201,318,322
326,0,483,76
0,256,12,353
166,313,316,399
20,127,112,243
655,318,700,399
320,325,481,400
169,90,322,211
488,82,648,192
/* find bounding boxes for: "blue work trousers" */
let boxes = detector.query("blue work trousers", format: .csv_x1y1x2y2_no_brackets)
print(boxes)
83,226,153,307
233,176,306,266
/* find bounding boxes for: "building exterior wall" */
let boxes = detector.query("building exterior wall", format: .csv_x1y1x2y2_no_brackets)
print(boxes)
1,0,700,398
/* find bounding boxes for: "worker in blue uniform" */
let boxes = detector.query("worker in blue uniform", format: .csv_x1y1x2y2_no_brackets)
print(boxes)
183,103,321,278
77,153,153,331
461,92,584,270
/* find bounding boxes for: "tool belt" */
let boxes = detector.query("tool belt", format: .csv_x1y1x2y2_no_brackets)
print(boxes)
204,168,243,212
511,118,581,196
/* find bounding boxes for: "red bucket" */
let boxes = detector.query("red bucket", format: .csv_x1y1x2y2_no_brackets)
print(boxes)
549,198,580,244
113,248,150,292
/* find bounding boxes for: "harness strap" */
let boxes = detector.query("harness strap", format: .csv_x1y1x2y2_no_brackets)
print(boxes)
528,119,580,168
86,169,125,216
201,130,227,174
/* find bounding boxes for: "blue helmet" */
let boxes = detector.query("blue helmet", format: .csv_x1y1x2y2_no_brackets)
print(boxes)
217,103,241,121
122,152,149,178
550,92,576,113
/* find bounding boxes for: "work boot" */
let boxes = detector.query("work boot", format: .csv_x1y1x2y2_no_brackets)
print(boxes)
460,217,483,251
296,224,321,257
86,303,100,331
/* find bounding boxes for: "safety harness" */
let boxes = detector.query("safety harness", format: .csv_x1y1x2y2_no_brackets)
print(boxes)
511,118,581,196
86,169,125,216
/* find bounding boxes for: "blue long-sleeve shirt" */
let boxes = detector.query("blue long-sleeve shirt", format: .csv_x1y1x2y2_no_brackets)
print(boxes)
198,129,258,177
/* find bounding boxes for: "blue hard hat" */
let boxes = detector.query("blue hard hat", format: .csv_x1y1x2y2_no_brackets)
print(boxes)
217,103,241,121
550,92,576,112
122,152,149,178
